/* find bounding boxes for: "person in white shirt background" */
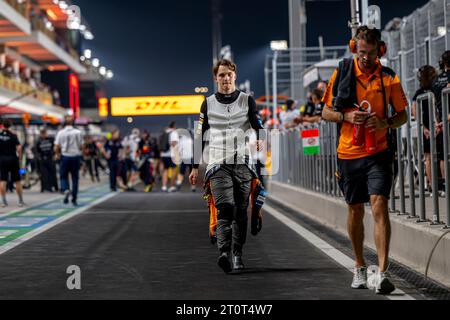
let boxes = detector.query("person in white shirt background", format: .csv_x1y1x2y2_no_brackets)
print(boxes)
176,130,196,192
54,115,82,206
280,99,300,129
160,122,179,193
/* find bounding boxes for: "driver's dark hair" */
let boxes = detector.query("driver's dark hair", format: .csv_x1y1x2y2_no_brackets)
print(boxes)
213,59,237,77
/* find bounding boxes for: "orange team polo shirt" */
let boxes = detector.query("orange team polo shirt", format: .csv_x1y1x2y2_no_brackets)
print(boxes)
322,57,409,160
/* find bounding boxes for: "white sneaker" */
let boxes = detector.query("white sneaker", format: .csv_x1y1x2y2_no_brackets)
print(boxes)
161,186,168,193
351,267,368,289
168,186,177,193
375,272,396,295
430,191,446,198
1,202,7,208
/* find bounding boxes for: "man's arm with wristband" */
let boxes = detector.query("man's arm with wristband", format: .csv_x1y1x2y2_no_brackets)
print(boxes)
380,110,408,129
323,105,407,129
321,107,344,123
322,107,369,125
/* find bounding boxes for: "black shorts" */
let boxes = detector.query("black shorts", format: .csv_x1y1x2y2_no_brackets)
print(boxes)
0,156,21,183
124,158,138,172
162,157,176,169
337,151,393,205
180,163,192,175
423,132,444,161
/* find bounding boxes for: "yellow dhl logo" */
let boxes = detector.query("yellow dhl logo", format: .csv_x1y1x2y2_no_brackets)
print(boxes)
111,95,205,116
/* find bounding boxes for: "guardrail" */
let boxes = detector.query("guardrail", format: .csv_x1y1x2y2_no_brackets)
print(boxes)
441,88,450,225
274,123,340,197
383,0,449,101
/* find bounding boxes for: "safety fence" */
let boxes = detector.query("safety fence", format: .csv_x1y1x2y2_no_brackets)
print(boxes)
264,46,348,106
275,123,340,197
263,1,449,108
272,89,450,228
382,0,450,101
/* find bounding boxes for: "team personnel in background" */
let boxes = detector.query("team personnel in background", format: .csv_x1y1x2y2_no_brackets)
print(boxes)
103,129,125,192
159,122,179,193
121,143,137,191
412,65,445,196
176,130,196,192
23,137,36,190
317,80,328,93
292,93,316,128
297,88,325,125
431,51,450,192
35,128,57,192
138,132,158,192
280,99,299,129
189,59,265,274
54,115,83,206
0,119,25,208
122,129,141,190
82,135,101,183
322,26,408,295
293,83,326,127
433,50,450,122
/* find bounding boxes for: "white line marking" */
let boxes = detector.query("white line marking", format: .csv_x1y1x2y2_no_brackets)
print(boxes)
264,204,416,300
87,209,206,214
0,196,66,219
0,192,117,256
0,185,109,219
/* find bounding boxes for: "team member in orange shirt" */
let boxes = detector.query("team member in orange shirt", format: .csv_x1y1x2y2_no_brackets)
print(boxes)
322,26,408,295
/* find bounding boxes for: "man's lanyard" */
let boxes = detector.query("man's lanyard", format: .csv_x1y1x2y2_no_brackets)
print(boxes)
380,71,388,118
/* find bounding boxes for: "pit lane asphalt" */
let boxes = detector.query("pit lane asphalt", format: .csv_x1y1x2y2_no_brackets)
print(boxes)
0,187,390,300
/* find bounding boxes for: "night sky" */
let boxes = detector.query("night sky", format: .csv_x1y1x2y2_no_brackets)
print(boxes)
73,0,430,99
71,0,430,133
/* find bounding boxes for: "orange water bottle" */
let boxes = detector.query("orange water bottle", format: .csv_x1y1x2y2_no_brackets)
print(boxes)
352,124,365,146
352,104,365,147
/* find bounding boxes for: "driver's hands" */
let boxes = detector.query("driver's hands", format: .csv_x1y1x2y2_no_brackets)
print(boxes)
189,168,199,186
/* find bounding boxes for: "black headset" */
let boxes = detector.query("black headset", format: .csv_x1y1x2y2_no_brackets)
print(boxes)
349,26,387,57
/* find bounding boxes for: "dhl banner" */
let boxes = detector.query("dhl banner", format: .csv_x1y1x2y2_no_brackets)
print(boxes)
111,95,205,116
